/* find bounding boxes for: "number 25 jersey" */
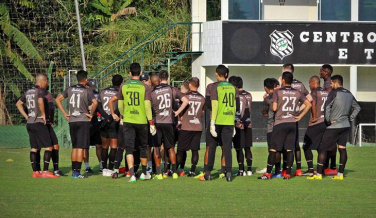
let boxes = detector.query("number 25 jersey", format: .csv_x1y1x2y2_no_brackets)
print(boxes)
272,86,306,126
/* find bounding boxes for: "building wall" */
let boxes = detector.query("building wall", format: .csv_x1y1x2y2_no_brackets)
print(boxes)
263,0,318,21
202,21,222,66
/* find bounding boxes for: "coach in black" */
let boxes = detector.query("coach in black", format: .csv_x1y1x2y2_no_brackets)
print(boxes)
308,75,361,180
56,70,98,179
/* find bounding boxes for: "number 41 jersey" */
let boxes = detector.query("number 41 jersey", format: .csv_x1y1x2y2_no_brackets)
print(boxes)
61,84,95,123
272,86,307,126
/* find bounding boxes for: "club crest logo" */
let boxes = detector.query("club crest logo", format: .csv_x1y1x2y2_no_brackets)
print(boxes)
270,30,294,60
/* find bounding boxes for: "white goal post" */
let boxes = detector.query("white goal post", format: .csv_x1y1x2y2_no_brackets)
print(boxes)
357,123,376,147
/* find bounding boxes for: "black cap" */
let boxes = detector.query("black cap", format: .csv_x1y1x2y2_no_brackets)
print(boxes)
140,74,149,81
87,79,97,88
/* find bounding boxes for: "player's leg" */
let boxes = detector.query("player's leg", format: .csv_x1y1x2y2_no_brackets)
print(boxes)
303,127,314,175
294,122,302,176
34,123,57,178
283,123,297,179
244,128,253,176
233,127,244,176
200,126,218,181
123,123,136,182
28,124,41,177
221,126,234,181
163,124,177,178
108,121,119,171
136,124,151,180
177,130,191,176
332,128,350,180
96,144,102,171
101,136,110,175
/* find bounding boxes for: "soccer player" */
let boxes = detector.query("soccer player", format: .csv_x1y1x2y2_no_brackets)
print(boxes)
97,75,123,176
308,75,361,180
200,65,238,182
319,64,337,175
45,87,65,176
140,73,153,172
232,76,253,176
150,70,187,179
56,70,98,179
109,63,156,182
175,77,205,177
258,72,311,180
16,74,58,178
280,63,311,177
302,76,329,176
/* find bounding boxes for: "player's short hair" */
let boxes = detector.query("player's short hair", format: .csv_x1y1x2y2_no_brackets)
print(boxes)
282,72,293,85
282,63,294,73
76,70,88,82
310,75,320,84
188,77,200,88
159,70,169,81
112,74,123,86
264,78,274,90
321,64,333,75
236,76,243,88
228,76,237,86
331,74,343,86
182,80,189,90
130,63,141,76
216,65,229,79
271,78,280,88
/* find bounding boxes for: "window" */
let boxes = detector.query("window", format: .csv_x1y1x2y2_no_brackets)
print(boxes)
207,0,221,21
359,0,376,21
229,0,260,20
320,0,351,21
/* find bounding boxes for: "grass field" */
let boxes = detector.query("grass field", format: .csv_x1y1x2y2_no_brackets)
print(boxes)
1,146,375,217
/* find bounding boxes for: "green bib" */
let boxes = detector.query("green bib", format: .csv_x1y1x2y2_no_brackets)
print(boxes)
121,80,147,124
216,81,236,125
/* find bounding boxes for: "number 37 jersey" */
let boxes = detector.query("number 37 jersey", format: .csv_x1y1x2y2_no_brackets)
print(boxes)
181,91,205,131
272,86,307,126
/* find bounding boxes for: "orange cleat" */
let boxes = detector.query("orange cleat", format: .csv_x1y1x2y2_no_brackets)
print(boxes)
32,171,42,178
283,174,291,180
294,169,302,176
281,170,287,177
42,171,58,178
119,167,126,173
324,168,338,175
178,171,186,177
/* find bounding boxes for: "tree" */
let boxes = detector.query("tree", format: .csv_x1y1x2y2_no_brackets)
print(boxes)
0,3,42,125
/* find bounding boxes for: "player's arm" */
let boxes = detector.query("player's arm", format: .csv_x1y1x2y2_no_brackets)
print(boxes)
324,91,335,125
295,100,311,121
55,94,70,121
272,102,277,112
16,99,28,120
262,99,269,117
310,99,318,122
88,98,98,120
174,96,189,117
109,95,119,121
37,96,46,124
350,97,361,121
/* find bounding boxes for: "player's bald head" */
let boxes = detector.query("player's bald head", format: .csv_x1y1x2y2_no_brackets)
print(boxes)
150,74,160,87
310,76,320,84
35,74,48,88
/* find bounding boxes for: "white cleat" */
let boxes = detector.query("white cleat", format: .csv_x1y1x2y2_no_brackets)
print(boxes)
129,175,137,183
247,171,253,176
256,168,267,174
140,172,151,181
102,169,108,176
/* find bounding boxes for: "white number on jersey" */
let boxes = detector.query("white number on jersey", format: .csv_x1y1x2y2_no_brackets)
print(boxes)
157,93,171,110
103,96,110,112
282,96,296,112
69,93,81,108
188,101,201,116
321,97,327,112
26,94,35,109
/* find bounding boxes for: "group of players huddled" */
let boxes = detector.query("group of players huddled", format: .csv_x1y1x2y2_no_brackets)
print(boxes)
17,62,361,181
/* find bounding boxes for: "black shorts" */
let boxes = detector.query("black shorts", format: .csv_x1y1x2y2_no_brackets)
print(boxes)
206,124,219,147
216,125,234,148
270,122,297,152
100,121,119,139
154,123,175,150
47,125,58,145
295,122,300,149
233,128,253,149
70,122,90,149
122,122,148,158
267,132,272,148
319,128,350,152
90,122,102,145
27,123,52,149
177,130,202,151
303,122,326,150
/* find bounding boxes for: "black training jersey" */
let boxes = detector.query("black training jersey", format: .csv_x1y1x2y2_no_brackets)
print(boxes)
19,86,47,124
98,86,119,116
236,90,252,129
262,93,275,133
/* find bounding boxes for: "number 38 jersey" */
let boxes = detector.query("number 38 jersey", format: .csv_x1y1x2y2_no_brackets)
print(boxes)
309,87,329,126
19,86,47,124
151,83,181,124
272,86,307,126
181,91,205,131
61,84,95,123
117,79,151,124
98,86,119,116
212,81,238,125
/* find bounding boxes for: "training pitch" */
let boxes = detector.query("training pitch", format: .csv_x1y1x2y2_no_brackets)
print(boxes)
0,146,375,217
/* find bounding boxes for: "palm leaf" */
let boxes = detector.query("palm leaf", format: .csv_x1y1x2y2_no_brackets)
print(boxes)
7,82,21,98
2,23,42,61
9,50,35,82
88,2,112,16
117,0,133,13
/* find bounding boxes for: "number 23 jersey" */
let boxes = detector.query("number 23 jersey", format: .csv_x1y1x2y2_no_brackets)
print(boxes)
272,86,306,126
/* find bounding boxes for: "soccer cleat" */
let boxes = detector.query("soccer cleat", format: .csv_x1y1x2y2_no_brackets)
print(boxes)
256,168,267,174
147,167,153,174
194,172,204,179
235,171,245,177
153,174,163,180
102,169,107,176
54,170,66,177
42,171,58,178
107,170,114,177
125,171,130,177
85,167,94,174
283,174,291,180
219,173,226,179
226,176,233,182
302,171,314,176
199,174,212,181
307,174,323,180
32,171,42,178
111,172,119,179
99,168,103,173
271,173,282,178
140,172,152,181
324,168,338,175
331,174,344,180
163,173,169,179
294,169,302,176
129,175,137,183
246,171,253,176
172,173,178,179
281,170,287,177
187,171,195,177
258,173,271,180
119,167,126,173
167,170,173,177
76,174,87,179
178,170,186,177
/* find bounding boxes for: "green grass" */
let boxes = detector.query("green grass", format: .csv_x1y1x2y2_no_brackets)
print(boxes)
0,146,375,217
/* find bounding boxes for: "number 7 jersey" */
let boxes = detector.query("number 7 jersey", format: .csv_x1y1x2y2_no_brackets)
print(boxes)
272,86,307,126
